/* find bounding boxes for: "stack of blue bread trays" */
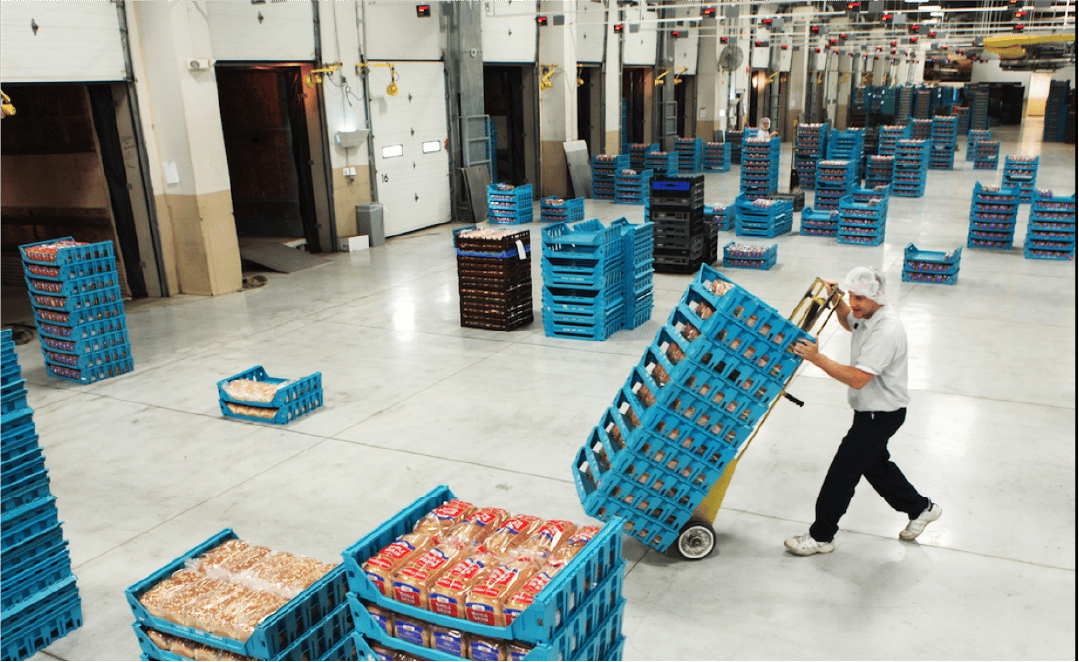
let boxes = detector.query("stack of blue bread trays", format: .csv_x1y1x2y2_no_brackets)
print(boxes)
126,529,357,661
342,485,627,660
902,244,963,285
218,365,324,425
454,226,534,331
674,138,704,174
813,160,857,210
2,329,83,661
592,155,629,200
488,184,534,225
967,182,1020,250
734,194,793,238
739,136,780,199
704,141,731,173
1024,191,1076,260
20,237,133,385
573,265,814,556
723,242,778,270
540,197,585,225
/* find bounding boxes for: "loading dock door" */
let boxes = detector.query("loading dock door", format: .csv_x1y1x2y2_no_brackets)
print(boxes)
368,62,452,237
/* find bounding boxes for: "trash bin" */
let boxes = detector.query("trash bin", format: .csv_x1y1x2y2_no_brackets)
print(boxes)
356,203,385,247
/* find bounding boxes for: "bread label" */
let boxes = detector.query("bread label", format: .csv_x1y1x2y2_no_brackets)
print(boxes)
379,540,418,562
466,601,497,625
432,629,466,657
443,557,488,583
472,509,503,528
521,572,552,595
393,619,426,647
470,566,521,598
515,239,527,260
471,637,505,661
368,609,391,635
392,580,423,607
430,593,463,618
508,643,533,661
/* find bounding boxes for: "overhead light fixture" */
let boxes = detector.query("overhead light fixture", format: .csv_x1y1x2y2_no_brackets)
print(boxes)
918,4,942,10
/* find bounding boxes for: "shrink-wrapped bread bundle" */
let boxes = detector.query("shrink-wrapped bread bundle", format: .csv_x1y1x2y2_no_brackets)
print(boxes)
444,508,510,548
213,588,290,642
239,552,335,599
411,500,476,539
429,552,500,619
515,520,578,564
469,635,508,661
478,515,542,557
363,532,437,597
465,557,541,627
138,569,202,621
225,403,278,419
392,542,472,609
431,624,469,657
222,379,289,404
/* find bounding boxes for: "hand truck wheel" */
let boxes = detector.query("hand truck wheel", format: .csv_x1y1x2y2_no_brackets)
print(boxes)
672,518,716,561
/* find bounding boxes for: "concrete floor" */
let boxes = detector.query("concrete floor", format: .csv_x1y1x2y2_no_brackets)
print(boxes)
7,121,1075,661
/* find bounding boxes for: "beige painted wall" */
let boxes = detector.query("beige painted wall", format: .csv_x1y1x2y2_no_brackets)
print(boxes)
604,131,620,157
540,141,569,199
161,189,241,296
332,166,373,238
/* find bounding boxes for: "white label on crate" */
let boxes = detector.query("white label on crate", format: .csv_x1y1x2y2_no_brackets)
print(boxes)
516,240,527,260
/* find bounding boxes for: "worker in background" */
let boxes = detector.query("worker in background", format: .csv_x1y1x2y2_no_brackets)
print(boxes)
784,267,941,556
753,117,780,140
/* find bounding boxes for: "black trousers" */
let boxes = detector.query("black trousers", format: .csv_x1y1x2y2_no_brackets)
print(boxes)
809,408,930,543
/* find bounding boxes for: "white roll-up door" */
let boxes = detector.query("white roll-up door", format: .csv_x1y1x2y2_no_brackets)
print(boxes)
368,62,452,237
0,1,126,82
207,2,316,62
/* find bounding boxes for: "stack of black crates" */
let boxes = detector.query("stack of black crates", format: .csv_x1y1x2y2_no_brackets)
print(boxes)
1043,81,1070,143
454,227,533,331
650,175,707,274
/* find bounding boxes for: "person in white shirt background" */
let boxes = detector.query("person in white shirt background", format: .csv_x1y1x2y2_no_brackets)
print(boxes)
756,117,780,140
783,266,942,556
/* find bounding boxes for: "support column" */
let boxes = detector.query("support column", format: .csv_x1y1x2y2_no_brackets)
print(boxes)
130,2,241,296
538,1,577,198
696,17,720,141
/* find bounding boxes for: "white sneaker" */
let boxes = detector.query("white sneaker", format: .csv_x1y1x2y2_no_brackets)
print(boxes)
784,533,835,556
899,502,942,540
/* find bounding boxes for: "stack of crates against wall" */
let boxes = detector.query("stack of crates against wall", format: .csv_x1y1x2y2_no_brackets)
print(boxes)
650,175,706,274
1,330,83,662
629,143,659,170
705,204,732,231
126,530,357,662
972,140,999,170
644,151,678,177
965,129,991,161
954,105,970,134
800,206,840,237
795,122,829,189
967,182,1020,250
877,125,909,155
454,227,534,332
837,190,888,246
674,138,704,174
19,238,132,385
704,142,732,172
614,217,656,329
896,87,914,124
969,87,990,131
903,244,962,284
1002,156,1038,202
912,89,933,119
542,220,626,341
541,197,586,225
734,193,794,239
723,242,778,270
572,265,814,554
726,130,744,164
615,168,654,205
891,140,929,198
929,116,957,170
814,160,857,210
880,87,898,116
1024,191,1076,260
592,155,629,200
866,155,895,187
488,184,534,224
344,486,627,661
908,118,933,142
1043,81,1070,143
739,136,780,199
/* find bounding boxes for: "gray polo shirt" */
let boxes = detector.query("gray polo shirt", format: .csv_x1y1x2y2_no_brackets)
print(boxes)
846,304,909,412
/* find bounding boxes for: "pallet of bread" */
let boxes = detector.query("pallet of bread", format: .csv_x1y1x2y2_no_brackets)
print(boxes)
218,366,323,425
125,529,351,660
342,486,626,661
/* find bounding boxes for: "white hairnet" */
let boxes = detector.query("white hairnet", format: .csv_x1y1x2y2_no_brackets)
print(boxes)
841,266,887,304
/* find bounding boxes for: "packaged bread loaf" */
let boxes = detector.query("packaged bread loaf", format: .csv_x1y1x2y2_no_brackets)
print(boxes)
515,520,578,564
391,613,431,648
223,379,288,404
431,624,469,658
392,542,472,609
412,500,476,539
138,568,203,621
366,603,393,636
469,635,508,661
507,642,533,661
429,552,500,619
502,570,555,625
225,403,279,419
370,644,397,661
543,525,600,571
444,508,510,548
478,515,542,557
465,557,541,627
363,532,437,597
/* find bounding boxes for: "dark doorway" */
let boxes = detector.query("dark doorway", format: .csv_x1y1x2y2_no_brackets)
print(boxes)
675,74,695,138
986,83,1025,126
215,66,321,251
484,65,528,185
1,83,145,299
577,65,602,155
622,67,651,144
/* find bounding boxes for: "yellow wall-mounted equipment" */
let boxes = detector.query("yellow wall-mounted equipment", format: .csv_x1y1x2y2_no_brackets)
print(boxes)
655,68,671,86
1,91,15,119
303,62,342,87
540,65,557,91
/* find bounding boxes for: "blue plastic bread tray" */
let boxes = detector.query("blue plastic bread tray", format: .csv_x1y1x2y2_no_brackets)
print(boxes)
125,528,349,659
0,574,82,662
340,485,625,652
19,237,114,268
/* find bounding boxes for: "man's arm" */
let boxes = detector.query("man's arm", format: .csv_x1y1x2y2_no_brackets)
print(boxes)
822,280,851,332
792,339,873,390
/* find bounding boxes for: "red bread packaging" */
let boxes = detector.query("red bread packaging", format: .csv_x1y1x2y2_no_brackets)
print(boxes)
478,515,543,557
464,557,540,627
391,542,472,609
362,532,436,597
444,508,510,548
429,552,501,619
411,500,476,540
515,520,578,564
